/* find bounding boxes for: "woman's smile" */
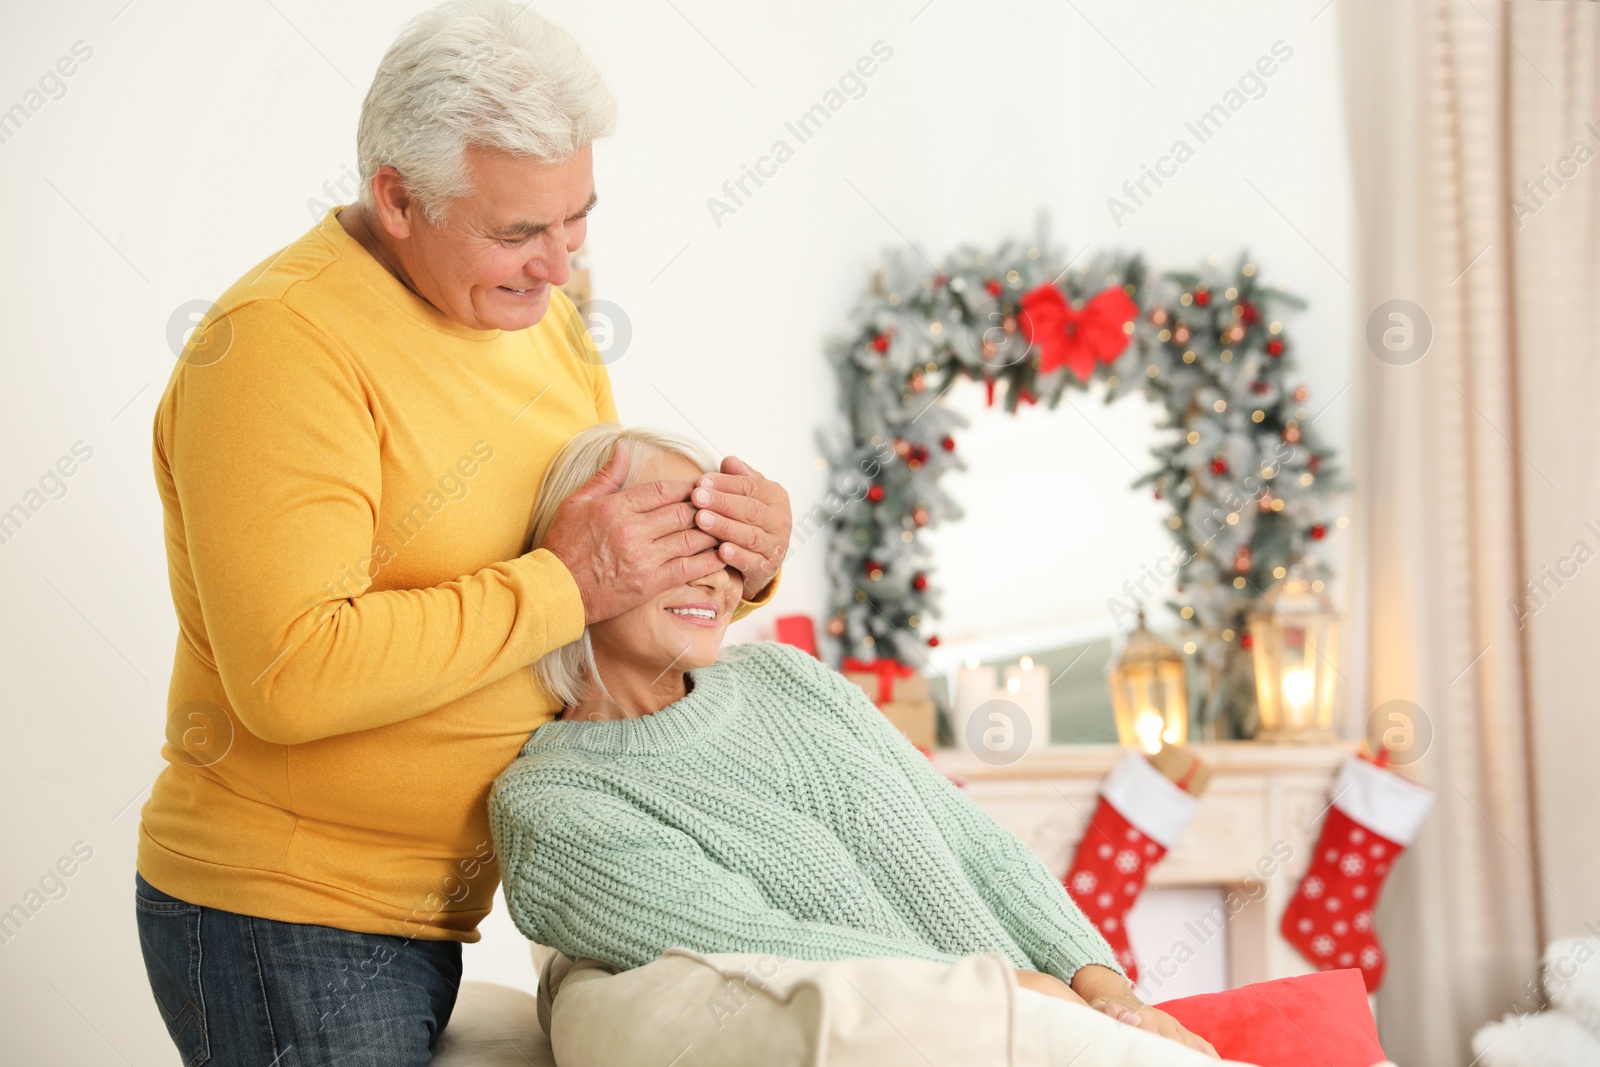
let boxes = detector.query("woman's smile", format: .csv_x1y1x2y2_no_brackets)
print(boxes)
663,601,722,627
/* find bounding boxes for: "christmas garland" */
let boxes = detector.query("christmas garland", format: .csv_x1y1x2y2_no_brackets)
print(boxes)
817,234,1341,737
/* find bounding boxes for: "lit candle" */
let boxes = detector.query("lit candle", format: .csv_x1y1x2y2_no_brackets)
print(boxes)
952,658,998,753
1004,656,1052,752
1134,710,1165,755
1281,667,1314,729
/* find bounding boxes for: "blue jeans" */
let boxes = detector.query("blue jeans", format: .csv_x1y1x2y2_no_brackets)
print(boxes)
134,871,461,1066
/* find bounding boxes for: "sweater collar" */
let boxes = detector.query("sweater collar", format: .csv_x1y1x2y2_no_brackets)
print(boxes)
315,206,505,344
519,659,739,758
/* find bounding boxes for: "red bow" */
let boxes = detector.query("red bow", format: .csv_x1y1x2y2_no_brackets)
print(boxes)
841,657,914,704
1017,283,1139,381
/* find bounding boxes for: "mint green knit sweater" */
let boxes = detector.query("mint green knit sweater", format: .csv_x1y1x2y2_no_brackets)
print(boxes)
489,641,1120,981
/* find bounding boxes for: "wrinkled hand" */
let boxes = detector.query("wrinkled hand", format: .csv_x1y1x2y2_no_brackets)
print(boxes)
542,441,725,625
1073,965,1218,1058
690,456,791,600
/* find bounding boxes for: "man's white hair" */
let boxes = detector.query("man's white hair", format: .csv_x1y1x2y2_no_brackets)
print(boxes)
356,0,619,224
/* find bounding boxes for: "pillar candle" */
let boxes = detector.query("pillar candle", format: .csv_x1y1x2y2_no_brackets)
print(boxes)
951,659,998,753
1004,656,1052,752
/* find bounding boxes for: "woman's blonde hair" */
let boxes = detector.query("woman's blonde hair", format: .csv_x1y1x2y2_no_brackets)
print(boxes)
527,424,719,708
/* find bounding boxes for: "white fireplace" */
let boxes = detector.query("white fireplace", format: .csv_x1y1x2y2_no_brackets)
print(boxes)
932,741,1357,998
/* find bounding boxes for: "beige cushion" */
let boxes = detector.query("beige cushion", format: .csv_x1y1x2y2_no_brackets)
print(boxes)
444,943,1246,1065
543,949,1248,1067
429,980,554,1067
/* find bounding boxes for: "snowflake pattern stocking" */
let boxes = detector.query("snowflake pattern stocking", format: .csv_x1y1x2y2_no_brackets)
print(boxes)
1063,750,1200,981
1280,755,1434,992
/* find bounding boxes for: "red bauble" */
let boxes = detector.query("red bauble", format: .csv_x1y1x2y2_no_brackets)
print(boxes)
934,273,948,287
912,573,929,591
1239,300,1260,325
1266,337,1286,357
1193,287,1211,307
926,635,940,647
940,435,956,452
864,560,884,579
1241,632,1253,650
1211,458,1229,475
1251,381,1270,394
909,445,930,464
1310,524,1327,540
872,334,890,353
1308,454,1322,473
866,485,886,503
985,278,1002,297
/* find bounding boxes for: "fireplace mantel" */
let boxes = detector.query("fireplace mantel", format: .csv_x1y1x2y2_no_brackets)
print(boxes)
932,741,1358,988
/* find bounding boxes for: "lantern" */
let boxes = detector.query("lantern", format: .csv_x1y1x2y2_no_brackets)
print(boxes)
1249,573,1340,742
1108,611,1189,754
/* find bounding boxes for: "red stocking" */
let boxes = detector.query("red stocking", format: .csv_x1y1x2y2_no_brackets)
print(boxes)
1280,754,1433,992
1063,751,1201,981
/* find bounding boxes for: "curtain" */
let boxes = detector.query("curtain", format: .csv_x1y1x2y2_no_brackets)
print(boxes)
1503,3,1600,961
1339,1,1600,1063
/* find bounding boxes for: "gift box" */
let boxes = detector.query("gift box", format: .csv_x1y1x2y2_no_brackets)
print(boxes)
1149,741,1213,796
840,658,936,748
774,614,819,658
879,700,938,749
841,657,931,706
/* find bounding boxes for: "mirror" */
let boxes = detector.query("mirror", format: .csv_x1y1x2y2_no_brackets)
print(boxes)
921,378,1183,743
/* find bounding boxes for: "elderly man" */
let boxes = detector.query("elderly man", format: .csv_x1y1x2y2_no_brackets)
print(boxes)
133,2,789,1063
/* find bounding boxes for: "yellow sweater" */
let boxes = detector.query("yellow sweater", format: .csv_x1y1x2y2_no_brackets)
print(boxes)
139,207,772,941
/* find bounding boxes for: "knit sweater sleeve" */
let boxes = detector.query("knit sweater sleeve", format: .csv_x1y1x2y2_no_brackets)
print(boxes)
764,645,1125,983
490,781,964,972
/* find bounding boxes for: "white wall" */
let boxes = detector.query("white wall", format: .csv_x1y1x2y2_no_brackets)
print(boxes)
0,1,1354,1061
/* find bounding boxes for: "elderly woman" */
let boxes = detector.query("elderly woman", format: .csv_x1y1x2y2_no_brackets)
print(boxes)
491,426,1223,1066
134,4,790,1065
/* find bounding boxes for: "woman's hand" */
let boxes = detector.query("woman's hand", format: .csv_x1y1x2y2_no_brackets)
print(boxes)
1014,969,1088,1006
1070,965,1219,1059
690,456,791,599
